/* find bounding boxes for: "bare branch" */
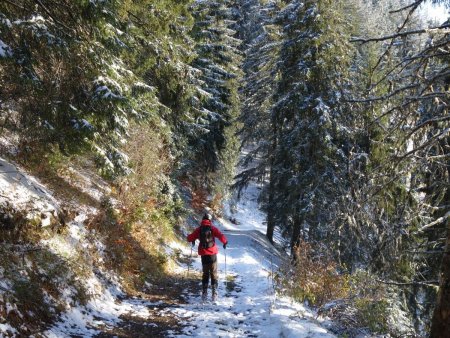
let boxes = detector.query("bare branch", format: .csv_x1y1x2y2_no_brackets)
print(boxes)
415,211,450,234
33,0,74,33
389,0,424,14
344,83,418,103
2,0,26,10
395,127,450,161
377,279,440,287
368,2,422,78
404,250,449,254
350,24,450,44
404,116,450,140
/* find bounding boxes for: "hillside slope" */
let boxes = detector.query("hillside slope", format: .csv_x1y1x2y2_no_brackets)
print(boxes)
0,155,192,337
1,155,336,337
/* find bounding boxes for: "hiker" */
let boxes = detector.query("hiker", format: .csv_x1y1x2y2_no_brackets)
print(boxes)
187,213,228,301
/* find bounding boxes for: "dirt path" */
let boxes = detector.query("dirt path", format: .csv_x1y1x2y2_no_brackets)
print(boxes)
92,277,200,338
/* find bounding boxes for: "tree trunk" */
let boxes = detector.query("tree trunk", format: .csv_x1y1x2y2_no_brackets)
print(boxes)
266,116,278,244
290,209,302,258
266,163,276,244
266,209,275,244
430,222,450,338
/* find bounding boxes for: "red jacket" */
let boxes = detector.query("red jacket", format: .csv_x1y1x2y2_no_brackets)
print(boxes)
187,219,228,256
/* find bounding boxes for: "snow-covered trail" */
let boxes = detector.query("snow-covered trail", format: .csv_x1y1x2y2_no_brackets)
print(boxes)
172,184,335,338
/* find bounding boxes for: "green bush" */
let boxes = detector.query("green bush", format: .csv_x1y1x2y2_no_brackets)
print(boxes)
355,298,389,333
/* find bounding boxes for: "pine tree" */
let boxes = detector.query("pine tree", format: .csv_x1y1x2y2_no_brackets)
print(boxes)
233,0,284,243
0,0,200,176
187,0,243,202
267,0,354,250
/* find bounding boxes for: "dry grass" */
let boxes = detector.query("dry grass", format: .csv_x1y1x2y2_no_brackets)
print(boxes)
280,240,349,307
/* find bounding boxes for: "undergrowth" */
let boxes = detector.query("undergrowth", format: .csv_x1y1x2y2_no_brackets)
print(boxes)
279,241,393,336
0,244,88,336
85,122,187,293
279,240,349,307
0,121,193,334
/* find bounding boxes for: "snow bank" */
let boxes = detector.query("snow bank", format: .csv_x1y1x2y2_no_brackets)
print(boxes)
0,156,158,337
41,209,159,337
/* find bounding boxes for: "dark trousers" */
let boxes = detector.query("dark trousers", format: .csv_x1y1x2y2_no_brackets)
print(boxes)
201,254,218,292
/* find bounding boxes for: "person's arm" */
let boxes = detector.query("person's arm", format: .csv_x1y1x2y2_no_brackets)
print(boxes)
212,226,227,245
187,227,200,243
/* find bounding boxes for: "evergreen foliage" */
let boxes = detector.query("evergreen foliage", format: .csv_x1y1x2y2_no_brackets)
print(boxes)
0,0,448,335
186,0,243,204
236,0,449,334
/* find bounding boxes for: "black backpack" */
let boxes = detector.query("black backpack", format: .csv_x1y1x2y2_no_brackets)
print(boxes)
200,225,215,249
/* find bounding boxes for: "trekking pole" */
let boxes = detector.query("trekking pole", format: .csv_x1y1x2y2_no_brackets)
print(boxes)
224,246,227,289
188,242,193,277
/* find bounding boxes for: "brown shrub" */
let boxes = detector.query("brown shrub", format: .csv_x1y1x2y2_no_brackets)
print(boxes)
280,240,349,307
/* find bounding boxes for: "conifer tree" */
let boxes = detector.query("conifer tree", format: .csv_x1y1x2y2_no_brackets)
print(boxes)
268,0,354,249
187,0,243,201
234,0,284,243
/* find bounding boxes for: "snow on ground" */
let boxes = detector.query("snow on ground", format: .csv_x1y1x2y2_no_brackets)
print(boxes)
0,156,59,226
1,154,335,337
40,218,166,337
223,183,266,233
171,181,335,338
44,281,156,338
0,156,160,337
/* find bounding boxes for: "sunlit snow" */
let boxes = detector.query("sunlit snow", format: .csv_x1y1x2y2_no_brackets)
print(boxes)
0,155,335,337
171,180,335,337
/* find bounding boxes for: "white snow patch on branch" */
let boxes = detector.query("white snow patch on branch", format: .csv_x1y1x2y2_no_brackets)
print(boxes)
0,39,12,57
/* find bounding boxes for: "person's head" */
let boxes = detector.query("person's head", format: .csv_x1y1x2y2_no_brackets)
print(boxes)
203,213,212,221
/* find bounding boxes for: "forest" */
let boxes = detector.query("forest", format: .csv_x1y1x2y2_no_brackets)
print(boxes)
0,0,448,337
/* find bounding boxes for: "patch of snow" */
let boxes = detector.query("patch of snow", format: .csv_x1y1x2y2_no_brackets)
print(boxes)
72,118,94,131
0,14,12,28
0,157,59,226
93,76,124,100
0,323,17,335
44,276,158,338
0,39,12,57
134,81,155,92
0,135,19,156
222,183,266,234
0,40,12,58
42,211,161,337
172,175,335,337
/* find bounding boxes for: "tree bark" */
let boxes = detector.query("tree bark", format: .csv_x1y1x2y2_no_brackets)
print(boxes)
430,222,450,337
266,157,276,243
266,114,278,244
290,208,302,258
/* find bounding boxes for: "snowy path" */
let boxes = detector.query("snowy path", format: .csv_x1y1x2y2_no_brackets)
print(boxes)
1,153,335,337
171,184,335,338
